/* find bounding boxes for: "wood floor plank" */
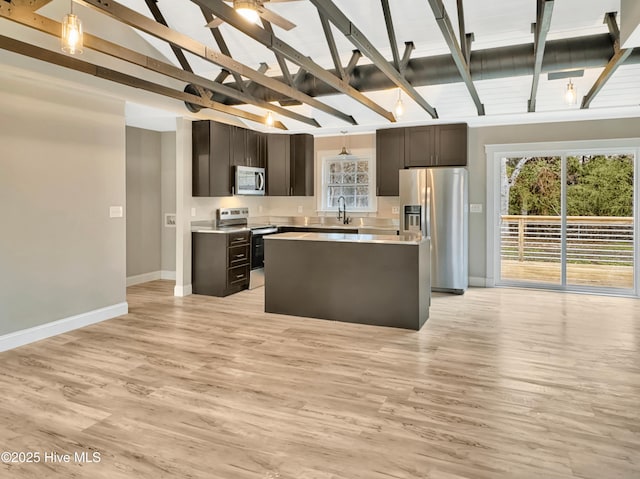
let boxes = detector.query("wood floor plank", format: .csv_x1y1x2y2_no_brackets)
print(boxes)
1,281,639,478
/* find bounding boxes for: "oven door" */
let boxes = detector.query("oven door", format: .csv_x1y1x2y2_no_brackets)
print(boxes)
250,227,278,289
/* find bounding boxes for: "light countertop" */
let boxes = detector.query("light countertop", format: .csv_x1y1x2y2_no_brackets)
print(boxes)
264,232,425,245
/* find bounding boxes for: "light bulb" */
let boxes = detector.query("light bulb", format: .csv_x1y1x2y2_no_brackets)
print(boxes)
237,7,260,24
61,12,83,55
565,79,577,105
265,111,274,127
394,90,404,118
395,98,404,118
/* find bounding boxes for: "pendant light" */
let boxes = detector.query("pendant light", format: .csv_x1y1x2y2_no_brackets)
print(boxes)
265,111,274,127
338,130,350,155
394,89,405,118
564,79,577,105
61,0,83,55
234,0,260,24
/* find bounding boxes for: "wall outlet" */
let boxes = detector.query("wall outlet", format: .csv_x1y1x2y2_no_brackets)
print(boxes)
191,207,197,217
109,206,123,218
297,205,303,213
258,205,263,213
391,206,400,214
470,203,483,213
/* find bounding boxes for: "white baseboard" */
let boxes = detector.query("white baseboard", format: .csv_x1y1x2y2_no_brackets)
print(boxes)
161,270,176,280
174,284,192,297
127,271,161,286
0,302,128,353
127,271,176,286
469,276,487,287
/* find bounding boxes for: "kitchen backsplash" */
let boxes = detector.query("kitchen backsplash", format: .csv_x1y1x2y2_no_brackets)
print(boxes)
190,195,400,221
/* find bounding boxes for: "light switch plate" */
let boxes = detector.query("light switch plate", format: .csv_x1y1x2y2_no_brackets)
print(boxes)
109,206,123,218
470,203,483,213
191,207,196,217
392,206,400,214
297,205,303,213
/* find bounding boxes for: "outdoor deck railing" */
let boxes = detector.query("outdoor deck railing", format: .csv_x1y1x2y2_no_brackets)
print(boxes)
501,215,634,265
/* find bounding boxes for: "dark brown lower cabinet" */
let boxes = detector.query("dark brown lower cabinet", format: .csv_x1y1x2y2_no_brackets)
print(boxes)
192,231,250,297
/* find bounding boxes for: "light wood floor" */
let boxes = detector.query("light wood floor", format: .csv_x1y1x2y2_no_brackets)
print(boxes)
1,281,639,479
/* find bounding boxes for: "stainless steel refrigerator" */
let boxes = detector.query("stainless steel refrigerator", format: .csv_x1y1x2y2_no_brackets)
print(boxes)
399,168,468,294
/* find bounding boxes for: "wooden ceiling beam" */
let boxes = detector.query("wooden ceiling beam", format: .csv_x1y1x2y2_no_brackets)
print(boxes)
77,0,354,125
380,0,400,71
192,0,391,122
143,0,193,73
428,0,485,115
309,0,438,119
0,3,320,127
0,34,288,129
582,12,634,109
528,0,555,112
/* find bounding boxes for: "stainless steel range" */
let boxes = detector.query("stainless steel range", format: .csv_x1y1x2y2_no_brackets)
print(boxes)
216,207,278,289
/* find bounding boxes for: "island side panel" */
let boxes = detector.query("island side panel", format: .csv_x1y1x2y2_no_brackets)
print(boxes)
264,238,426,330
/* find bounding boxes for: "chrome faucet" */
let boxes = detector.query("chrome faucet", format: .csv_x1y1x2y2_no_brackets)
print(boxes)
337,196,351,224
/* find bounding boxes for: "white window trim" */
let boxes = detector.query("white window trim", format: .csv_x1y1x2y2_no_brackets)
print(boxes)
318,148,377,213
485,138,640,297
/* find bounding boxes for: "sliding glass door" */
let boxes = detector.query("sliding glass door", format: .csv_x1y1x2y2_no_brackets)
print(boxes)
499,156,562,285
496,150,636,294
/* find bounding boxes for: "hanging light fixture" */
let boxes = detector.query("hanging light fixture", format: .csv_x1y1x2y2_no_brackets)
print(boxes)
61,0,83,55
338,130,350,155
234,0,260,24
265,111,274,127
564,79,578,105
394,89,405,118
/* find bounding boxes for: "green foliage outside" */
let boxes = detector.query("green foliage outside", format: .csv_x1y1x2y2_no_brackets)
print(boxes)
505,155,634,216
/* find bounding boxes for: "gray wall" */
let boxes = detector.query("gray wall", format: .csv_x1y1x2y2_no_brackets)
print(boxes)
467,117,640,280
161,131,176,272
0,77,126,336
126,127,162,277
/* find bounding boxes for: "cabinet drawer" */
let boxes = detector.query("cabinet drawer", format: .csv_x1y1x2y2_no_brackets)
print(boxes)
227,265,249,286
227,231,250,247
228,245,249,267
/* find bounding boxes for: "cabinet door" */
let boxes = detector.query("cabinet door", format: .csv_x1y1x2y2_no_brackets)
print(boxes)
192,120,210,197
267,134,291,196
376,128,405,196
246,129,259,167
404,126,435,167
256,132,267,169
435,123,468,166
231,126,246,167
210,122,232,196
290,134,314,196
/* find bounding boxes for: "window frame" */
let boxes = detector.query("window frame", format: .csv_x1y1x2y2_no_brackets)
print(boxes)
319,149,377,213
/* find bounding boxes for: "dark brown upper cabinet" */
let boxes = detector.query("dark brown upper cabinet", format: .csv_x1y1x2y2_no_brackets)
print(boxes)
290,134,314,196
231,126,246,168
375,123,468,197
192,120,232,197
266,134,291,196
405,124,468,167
404,126,436,167
376,127,406,196
433,123,468,166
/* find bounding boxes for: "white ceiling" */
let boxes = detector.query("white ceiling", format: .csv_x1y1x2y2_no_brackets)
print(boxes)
20,0,640,132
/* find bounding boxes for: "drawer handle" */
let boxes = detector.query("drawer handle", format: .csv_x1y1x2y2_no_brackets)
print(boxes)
236,274,245,279
235,254,244,259
232,238,245,243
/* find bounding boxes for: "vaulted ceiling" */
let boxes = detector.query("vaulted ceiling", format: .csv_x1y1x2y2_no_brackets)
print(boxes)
1,0,639,132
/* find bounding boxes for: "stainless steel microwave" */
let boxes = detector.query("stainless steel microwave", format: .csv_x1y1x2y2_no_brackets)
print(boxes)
235,166,265,196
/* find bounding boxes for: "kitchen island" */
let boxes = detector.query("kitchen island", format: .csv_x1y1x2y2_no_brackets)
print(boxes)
264,232,430,330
